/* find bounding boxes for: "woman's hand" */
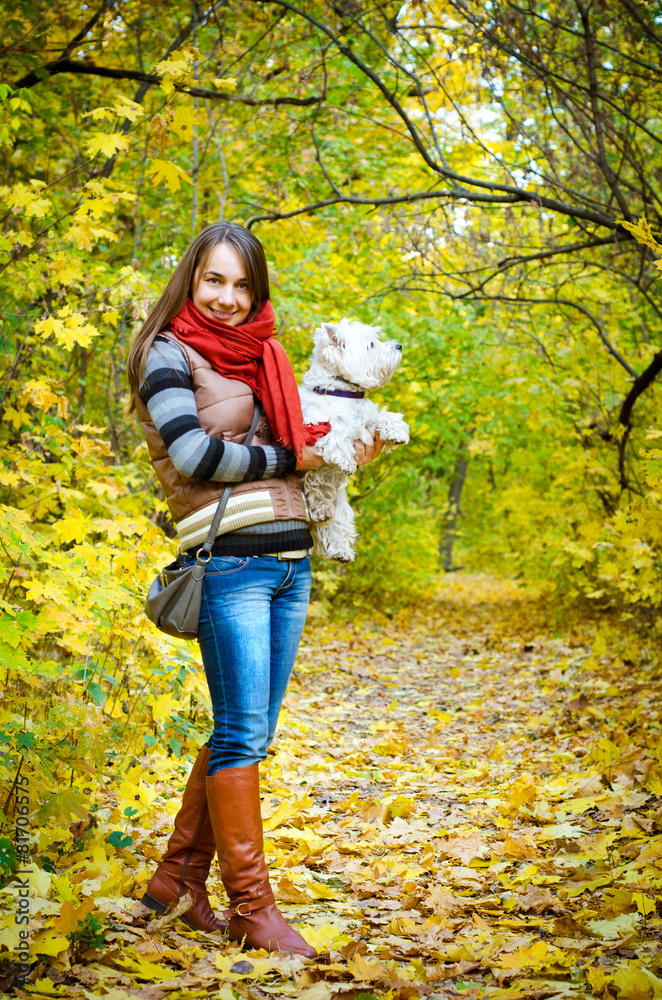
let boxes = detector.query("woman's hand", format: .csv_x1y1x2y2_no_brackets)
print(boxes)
296,431,385,471
354,430,385,466
296,445,326,471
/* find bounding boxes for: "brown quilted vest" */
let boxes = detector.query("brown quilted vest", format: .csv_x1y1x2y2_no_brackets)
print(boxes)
134,331,308,548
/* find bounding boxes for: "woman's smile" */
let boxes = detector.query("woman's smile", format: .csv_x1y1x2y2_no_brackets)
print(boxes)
209,306,237,320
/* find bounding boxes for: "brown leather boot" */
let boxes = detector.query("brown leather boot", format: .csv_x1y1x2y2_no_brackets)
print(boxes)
142,745,228,933
206,764,316,958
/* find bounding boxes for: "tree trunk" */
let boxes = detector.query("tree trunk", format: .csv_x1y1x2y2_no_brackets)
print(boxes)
439,455,469,572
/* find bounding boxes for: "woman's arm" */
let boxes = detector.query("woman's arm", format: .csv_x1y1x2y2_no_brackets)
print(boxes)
139,338,297,482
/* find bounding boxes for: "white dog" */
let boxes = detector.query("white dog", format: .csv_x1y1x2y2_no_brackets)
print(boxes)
299,318,410,562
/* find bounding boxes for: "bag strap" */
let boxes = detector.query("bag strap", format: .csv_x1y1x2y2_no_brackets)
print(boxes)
198,403,261,557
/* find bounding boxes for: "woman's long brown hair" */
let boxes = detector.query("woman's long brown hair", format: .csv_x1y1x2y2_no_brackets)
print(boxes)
126,222,270,412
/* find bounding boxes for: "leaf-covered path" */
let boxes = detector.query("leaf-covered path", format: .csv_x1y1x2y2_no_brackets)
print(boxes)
8,576,661,1000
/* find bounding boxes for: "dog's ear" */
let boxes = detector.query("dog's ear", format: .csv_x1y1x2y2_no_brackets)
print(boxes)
322,322,341,346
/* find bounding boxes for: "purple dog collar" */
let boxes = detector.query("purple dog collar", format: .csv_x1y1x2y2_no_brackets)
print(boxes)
313,386,365,399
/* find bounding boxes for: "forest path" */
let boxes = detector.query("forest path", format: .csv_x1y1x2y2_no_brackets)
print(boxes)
256,574,658,999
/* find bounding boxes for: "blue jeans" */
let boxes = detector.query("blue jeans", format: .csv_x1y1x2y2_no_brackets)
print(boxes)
190,554,311,775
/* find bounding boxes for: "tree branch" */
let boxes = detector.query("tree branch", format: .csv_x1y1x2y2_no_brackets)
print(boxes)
248,181,629,228
12,58,322,106
495,234,626,271
248,187,451,226
619,350,662,426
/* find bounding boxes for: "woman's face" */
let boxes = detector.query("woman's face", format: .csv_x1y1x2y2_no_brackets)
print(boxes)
192,242,253,325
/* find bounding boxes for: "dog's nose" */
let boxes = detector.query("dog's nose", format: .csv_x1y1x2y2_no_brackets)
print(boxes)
395,344,402,351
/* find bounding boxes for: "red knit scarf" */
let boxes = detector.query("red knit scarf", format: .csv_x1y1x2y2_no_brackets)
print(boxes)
169,298,328,459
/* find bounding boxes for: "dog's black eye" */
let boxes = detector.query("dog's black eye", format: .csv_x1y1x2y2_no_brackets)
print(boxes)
369,342,374,348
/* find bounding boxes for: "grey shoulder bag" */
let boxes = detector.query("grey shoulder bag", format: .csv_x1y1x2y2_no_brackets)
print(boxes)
145,404,261,640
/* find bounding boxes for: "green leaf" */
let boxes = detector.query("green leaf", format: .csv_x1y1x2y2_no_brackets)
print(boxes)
38,789,88,824
0,640,29,670
87,682,107,707
108,831,133,849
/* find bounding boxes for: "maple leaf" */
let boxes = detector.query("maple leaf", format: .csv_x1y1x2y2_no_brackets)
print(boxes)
441,831,484,863
275,875,312,903
29,930,71,958
346,951,390,981
0,639,29,669
506,771,538,808
54,509,92,544
84,106,117,121
516,884,554,914
153,49,194,93
19,378,69,417
84,131,130,158
113,948,182,981
296,922,346,951
3,181,51,218
154,50,194,78
632,892,656,916
498,939,554,970
170,105,197,138
22,579,66,604
52,897,97,935
36,312,99,350
423,886,461,914
610,960,662,1000
588,912,640,940
500,834,539,859
38,789,89,824
112,95,144,121
617,216,661,253
48,253,84,285
148,158,192,192
150,692,180,723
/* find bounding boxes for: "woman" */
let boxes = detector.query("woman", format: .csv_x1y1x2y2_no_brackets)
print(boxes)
127,223,382,957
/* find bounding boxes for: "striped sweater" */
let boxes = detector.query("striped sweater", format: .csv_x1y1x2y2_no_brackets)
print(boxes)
139,338,312,555
140,337,296,482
